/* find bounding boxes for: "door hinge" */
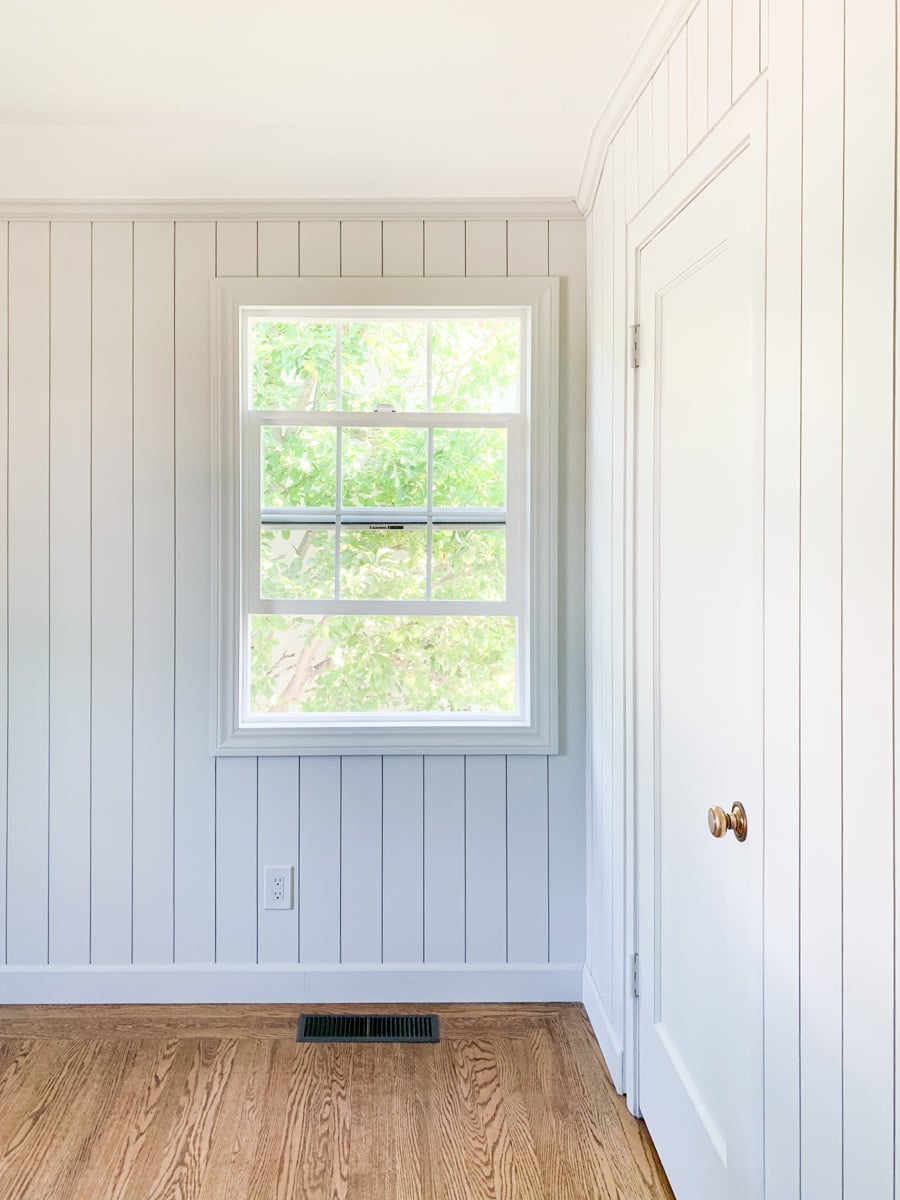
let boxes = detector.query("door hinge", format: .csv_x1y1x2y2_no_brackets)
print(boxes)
631,953,640,999
630,324,640,369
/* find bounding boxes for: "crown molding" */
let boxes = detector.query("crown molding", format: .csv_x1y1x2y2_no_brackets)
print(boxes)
0,5,702,225
575,0,698,215
0,196,582,221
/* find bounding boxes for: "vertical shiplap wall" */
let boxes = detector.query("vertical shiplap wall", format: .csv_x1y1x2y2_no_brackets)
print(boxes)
586,0,900,1195
0,214,585,977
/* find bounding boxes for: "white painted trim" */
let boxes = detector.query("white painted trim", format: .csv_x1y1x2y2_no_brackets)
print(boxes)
582,966,625,1091
213,276,559,756
622,80,768,1117
0,199,582,221
0,963,583,1005
575,0,701,215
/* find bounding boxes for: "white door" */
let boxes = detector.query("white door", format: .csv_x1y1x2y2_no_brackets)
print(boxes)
633,143,765,1200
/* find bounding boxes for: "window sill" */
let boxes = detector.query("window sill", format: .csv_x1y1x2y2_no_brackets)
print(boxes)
212,720,557,757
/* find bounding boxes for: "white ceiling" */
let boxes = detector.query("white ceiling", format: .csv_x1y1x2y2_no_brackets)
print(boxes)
0,0,658,201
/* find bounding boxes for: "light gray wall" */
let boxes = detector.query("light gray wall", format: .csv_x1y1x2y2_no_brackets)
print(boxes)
0,215,586,996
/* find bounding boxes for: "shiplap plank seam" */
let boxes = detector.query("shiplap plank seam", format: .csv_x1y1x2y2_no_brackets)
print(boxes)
90,221,134,966
506,756,549,962
257,757,301,964
214,757,258,964
423,756,466,962
636,86,654,210
0,221,7,964
298,757,341,963
798,6,844,1193
340,221,383,277
841,2,896,1192
340,756,383,963
762,0,802,1191
257,221,299,277
216,222,258,277
465,220,508,276
707,0,733,126
732,0,761,99
174,221,217,963
610,129,628,1028
687,0,710,152
382,757,425,963
382,220,424,276
668,29,689,171
464,756,507,963
425,220,466,277
6,221,50,965
47,221,92,966
299,221,341,277
132,221,175,965
651,58,670,193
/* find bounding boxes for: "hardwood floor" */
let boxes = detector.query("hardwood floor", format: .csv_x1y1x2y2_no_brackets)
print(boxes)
0,1003,673,1199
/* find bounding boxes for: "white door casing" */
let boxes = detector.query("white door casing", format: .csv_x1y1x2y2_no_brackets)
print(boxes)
630,94,766,1200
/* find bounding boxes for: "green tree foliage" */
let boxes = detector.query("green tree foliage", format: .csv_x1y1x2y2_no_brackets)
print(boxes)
250,615,515,714
249,317,519,715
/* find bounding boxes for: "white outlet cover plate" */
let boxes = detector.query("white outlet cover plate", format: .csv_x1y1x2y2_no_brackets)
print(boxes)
263,865,293,910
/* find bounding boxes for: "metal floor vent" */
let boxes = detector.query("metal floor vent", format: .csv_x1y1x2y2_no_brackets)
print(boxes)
297,1013,439,1043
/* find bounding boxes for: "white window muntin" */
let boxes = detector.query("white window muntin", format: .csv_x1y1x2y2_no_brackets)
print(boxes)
243,409,525,617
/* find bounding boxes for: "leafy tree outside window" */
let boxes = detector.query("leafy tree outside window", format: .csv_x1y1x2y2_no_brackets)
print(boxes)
245,314,523,718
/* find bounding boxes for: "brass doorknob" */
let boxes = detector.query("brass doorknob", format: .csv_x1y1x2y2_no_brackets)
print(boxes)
708,802,748,842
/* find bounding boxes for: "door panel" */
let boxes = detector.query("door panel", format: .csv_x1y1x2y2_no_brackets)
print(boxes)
635,145,764,1200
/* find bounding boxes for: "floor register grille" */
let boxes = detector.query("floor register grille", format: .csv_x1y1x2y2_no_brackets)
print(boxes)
296,1013,440,1043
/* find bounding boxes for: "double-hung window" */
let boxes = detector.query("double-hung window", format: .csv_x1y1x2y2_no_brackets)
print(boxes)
213,278,558,754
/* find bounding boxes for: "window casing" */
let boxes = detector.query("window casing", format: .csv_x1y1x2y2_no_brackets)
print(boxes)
213,277,558,755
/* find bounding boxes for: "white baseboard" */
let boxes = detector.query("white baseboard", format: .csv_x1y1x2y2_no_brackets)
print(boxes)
0,962,583,1006
581,966,625,1091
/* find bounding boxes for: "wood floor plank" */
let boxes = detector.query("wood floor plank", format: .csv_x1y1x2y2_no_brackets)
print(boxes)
148,1039,239,1200
520,1024,585,1197
0,1003,673,1199
494,1036,553,1196
196,1038,267,1200
64,1039,182,1200
0,1041,99,1198
41,1040,140,1200
0,1038,37,1110
348,1045,400,1197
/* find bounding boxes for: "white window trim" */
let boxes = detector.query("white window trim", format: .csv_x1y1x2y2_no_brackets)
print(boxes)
211,276,559,756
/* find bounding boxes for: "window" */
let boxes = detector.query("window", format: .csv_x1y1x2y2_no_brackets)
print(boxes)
213,278,558,754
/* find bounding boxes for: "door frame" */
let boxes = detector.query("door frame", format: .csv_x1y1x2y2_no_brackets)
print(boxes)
621,77,795,1168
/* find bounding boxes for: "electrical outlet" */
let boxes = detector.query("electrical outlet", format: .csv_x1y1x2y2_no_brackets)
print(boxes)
264,866,293,910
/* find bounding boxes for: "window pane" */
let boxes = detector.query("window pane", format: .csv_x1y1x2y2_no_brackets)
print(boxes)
261,528,335,600
431,319,520,412
340,528,426,600
432,429,506,508
340,321,427,412
432,528,506,601
249,614,516,714
342,427,427,508
250,320,337,411
261,426,337,509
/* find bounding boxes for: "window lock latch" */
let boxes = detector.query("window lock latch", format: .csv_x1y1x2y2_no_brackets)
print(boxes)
373,403,398,413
